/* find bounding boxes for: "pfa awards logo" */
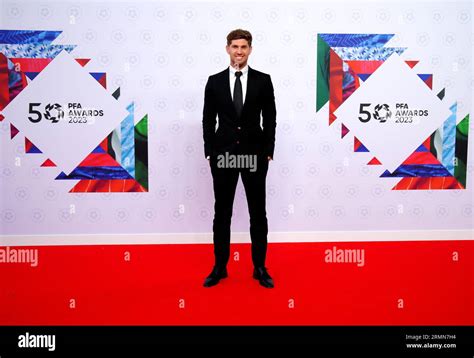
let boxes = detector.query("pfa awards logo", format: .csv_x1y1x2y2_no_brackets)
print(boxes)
358,103,428,124
316,33,469,190
28,102,103,124
1,30,149,193
28,103,65,123
372,104,392,123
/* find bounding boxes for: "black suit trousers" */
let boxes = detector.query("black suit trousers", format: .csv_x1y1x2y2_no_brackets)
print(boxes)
210,154,269,268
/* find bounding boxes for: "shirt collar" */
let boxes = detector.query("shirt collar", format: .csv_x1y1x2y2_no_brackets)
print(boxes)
229,64,249,76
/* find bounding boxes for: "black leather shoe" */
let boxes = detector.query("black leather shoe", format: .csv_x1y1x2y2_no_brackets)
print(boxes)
203,266,228,287
253,267,274,288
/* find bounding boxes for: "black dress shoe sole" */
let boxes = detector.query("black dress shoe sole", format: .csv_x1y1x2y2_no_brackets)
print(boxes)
203,271,228,287
259,281,274,288
253,273,274,288
203,280,219,287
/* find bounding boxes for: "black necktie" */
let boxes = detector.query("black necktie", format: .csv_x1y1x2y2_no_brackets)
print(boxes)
233,71,243,118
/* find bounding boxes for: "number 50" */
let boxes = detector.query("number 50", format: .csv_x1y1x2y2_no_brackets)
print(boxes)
28,103,42,123
358,103,371,123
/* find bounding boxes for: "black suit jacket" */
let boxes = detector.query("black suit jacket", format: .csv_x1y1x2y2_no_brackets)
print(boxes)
202,67,276,159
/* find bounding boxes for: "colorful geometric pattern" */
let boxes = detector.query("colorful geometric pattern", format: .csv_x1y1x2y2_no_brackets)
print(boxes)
60,106,149,193
0,30,149,192
316,33,469,190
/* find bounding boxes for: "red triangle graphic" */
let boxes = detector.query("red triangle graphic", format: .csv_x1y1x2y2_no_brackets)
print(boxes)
25,137,34,152
341,123,350,138
41,159,56,167
367,157,381,165
10,123,19,139
405,61,419,69
98,73,107,89
354,136,362,151
75,58,91,67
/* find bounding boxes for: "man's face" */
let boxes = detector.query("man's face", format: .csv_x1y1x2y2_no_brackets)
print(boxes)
226,39,252,69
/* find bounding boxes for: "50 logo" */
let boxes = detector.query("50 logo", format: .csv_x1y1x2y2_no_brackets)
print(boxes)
28,103,64,123
358,103,392,123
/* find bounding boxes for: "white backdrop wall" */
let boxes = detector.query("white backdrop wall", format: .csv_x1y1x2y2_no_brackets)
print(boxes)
0,1,473,242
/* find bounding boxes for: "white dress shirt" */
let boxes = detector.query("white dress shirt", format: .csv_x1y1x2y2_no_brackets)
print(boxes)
207,65,250,160
229,64,248,104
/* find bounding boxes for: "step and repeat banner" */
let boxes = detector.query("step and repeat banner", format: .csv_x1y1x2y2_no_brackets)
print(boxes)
0,1,472,240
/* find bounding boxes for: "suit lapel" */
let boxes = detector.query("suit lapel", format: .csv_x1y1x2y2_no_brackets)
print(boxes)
221,68,235,114
242,67,256,115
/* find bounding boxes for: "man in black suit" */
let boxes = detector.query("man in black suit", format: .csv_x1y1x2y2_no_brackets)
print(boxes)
202,29,276,288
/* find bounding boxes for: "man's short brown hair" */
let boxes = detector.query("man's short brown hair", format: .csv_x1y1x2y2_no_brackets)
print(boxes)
226,29,252,47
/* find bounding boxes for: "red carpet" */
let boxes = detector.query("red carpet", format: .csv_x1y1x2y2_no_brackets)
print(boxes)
0,240,472,325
